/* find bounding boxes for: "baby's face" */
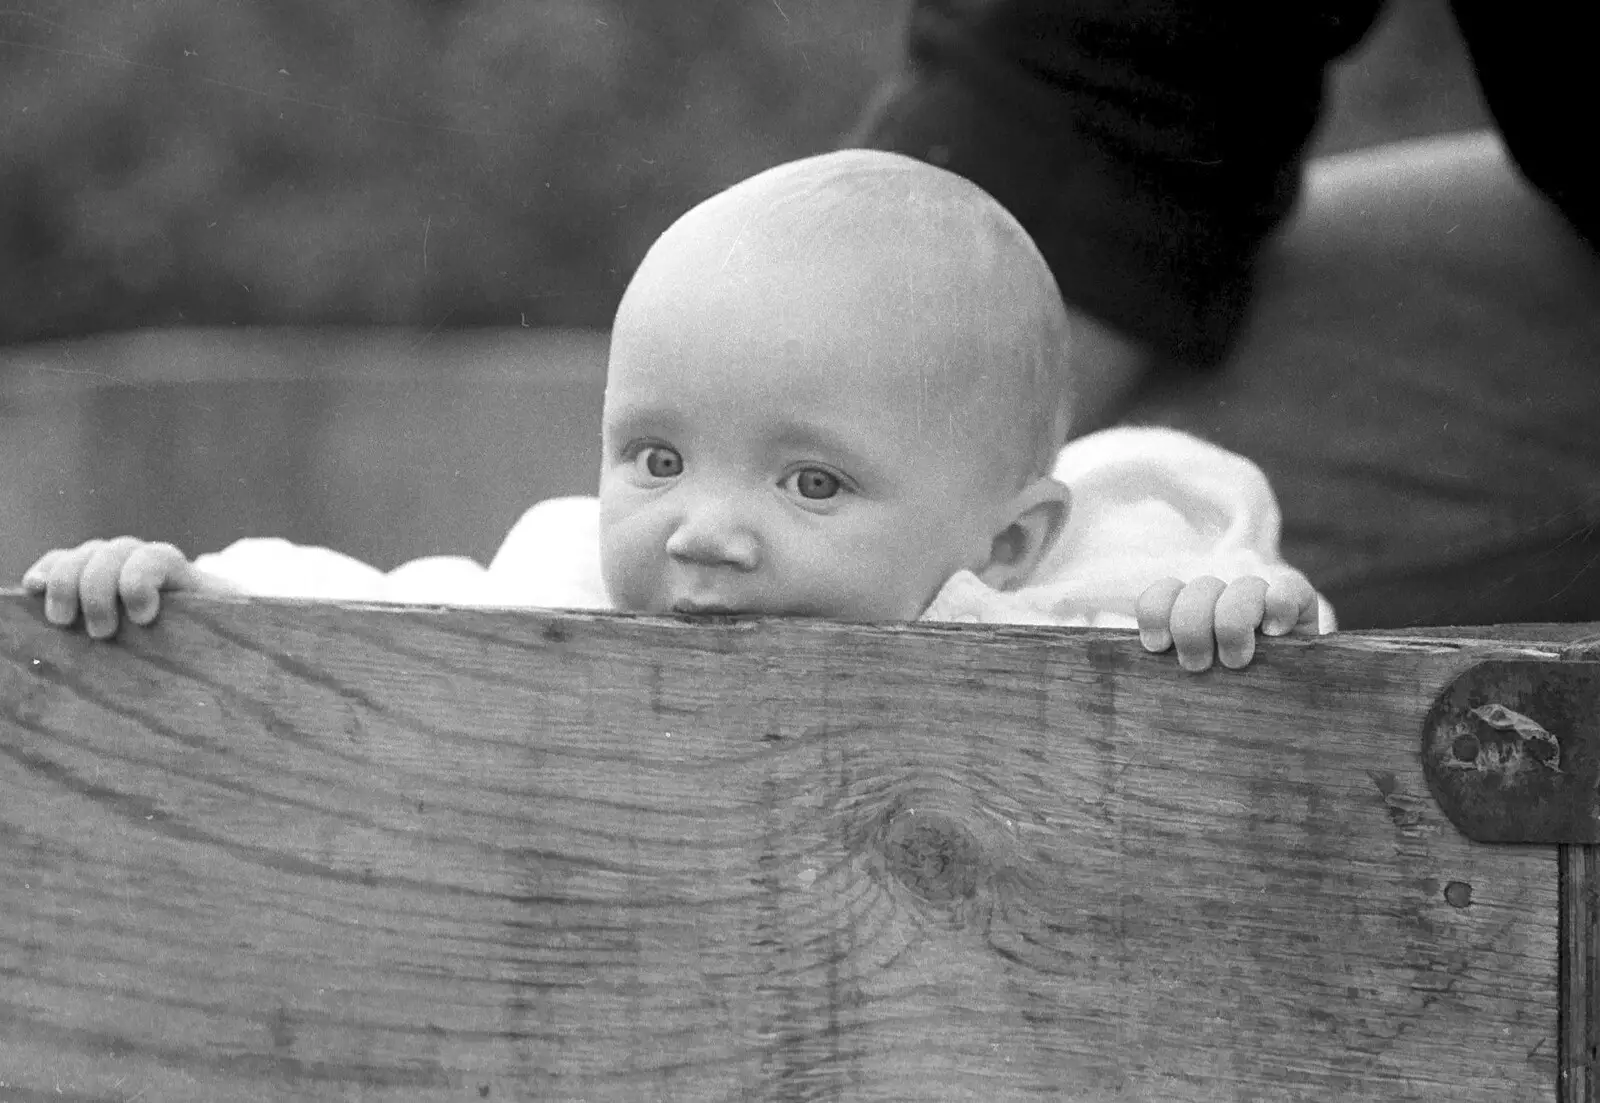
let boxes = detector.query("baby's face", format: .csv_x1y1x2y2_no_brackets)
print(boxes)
599,257,1008,620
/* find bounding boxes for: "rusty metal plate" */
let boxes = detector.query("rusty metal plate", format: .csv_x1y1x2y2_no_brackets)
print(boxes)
1422,660,1600,843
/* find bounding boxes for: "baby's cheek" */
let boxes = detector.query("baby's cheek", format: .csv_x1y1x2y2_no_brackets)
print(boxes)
597,511,658,613
600,548,654,613
898,533,981,619
824,529,950,621
850,574,947,622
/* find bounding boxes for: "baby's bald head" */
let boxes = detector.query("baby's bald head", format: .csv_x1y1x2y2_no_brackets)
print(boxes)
612,150,1074,494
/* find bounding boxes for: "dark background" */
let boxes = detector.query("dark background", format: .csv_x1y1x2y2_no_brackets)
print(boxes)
0,0,1507,586
1,0,1489,348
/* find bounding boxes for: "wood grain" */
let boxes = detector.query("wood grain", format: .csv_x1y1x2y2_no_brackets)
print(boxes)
1562,844,1597,1102
1560,634,1600,1101
0,594,1568,1100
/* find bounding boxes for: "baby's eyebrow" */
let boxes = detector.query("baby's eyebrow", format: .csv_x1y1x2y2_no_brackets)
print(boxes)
769,421,882,478
603,407,681,441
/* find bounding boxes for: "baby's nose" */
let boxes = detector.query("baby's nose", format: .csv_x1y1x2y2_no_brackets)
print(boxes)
665,502,759,570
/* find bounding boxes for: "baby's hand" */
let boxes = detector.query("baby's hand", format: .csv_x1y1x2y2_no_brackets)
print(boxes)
1135,573,1319,672
21,537,228,639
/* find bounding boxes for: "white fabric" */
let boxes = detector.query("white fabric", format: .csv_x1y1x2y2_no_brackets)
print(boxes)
192,426,1334,630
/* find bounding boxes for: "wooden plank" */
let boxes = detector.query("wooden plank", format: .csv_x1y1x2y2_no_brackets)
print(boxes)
1562,844,1598,1102
1561,634,1600,1101
0,594,1565,1100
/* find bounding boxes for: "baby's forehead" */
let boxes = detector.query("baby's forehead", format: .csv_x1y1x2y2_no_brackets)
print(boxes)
611,332,1021,452
659,151,1042,276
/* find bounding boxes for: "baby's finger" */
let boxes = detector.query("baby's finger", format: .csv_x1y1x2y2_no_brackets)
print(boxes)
1214,577,1269,669
21,549,64,592
41,540,105,627
1263,574,1319,637
1170,575,1228,672
119,543,189,625
79,537,144,639
1135,576,1185,652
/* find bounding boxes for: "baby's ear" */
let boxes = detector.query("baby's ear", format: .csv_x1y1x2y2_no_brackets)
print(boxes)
975,478,1069,592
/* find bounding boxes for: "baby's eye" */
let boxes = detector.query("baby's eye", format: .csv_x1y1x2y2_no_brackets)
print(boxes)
786,467,842,501
634,444,683,479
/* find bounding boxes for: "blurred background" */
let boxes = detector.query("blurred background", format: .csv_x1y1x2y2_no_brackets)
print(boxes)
1,0,1491,581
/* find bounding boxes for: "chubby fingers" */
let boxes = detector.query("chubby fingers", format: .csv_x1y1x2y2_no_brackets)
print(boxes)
24,537,188,639
119,542,190,626
1168,575,1229,672
1135,577,1185,653
21,549,63,593
28,540,107,630
76,537,151,639
1263,571,1320,637
1213,576,1270,669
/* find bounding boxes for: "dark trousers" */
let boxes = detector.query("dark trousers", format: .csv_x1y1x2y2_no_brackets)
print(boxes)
1129,133,1600,629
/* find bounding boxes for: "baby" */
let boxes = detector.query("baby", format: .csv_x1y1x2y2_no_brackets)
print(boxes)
22,151,1324,671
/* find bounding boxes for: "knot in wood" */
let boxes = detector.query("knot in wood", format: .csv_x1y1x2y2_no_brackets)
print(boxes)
880,807,982,904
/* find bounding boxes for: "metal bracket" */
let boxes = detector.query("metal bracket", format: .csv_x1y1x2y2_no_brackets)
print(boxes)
1422,659,1600,843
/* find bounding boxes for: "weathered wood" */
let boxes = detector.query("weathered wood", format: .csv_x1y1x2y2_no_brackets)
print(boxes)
1562,844,1598,1102
0,594,1570,1099
1560,635,1600,1101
